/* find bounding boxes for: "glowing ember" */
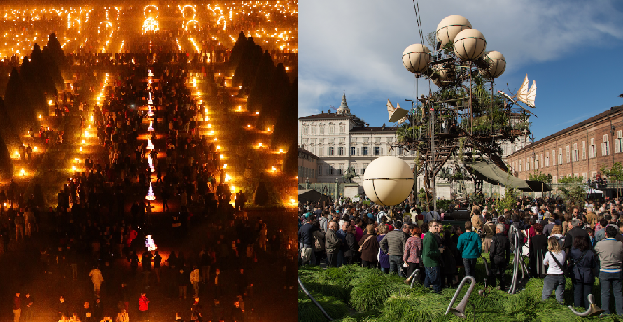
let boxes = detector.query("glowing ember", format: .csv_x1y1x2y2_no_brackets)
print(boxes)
148,121,154,131
145,182,156,200
20,169,25,176
145,235,157,251
147,139,155,150
148,154,154,172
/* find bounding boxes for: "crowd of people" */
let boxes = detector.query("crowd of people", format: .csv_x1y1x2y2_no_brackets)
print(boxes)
299,195,623,316
0,51,287,322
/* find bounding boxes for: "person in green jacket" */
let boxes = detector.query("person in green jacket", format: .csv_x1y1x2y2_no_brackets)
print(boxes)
422,221,443,293
457,221,483,279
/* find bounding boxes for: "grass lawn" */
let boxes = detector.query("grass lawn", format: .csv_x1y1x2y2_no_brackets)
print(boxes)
298,260,622,322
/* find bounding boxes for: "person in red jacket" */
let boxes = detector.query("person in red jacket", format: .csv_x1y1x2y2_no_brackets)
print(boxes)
138,292,149,321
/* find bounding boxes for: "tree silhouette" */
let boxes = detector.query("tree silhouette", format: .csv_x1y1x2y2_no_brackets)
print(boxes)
0,102,14,179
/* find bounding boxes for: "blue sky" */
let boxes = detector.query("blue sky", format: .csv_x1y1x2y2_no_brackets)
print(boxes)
298,0,623,141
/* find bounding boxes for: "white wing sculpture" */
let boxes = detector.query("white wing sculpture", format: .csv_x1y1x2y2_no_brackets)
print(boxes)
525,80,536,107
387,99,396,115
516,74,536,108
387,99,409,123
395,103,408,124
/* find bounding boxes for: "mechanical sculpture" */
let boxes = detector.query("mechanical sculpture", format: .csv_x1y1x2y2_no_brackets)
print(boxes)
389,14,537,201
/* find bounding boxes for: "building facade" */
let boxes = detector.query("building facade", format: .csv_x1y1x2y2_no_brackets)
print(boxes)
506,105,623,183
298,147,319,183
299,94,532,198
298,94,418,187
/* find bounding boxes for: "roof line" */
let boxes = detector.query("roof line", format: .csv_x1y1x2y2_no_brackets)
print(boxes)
508,105,623,157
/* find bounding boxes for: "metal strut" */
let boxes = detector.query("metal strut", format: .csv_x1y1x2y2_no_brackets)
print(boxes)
298,277,334,321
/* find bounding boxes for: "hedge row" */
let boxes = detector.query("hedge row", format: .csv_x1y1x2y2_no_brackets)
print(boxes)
298,265,621,321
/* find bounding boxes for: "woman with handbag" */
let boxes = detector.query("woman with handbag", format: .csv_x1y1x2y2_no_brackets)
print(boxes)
358,224,379,269
376,224,390,273
403,226,422,279
542,237,567,304
568,236,596,310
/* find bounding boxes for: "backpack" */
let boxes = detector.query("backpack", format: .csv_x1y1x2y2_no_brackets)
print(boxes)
313,232,324,251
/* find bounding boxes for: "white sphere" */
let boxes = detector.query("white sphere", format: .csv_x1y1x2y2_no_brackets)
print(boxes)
483,51,506,79
453,29,487,61
402,44,431,73
436,15,472,47
363,156,414,206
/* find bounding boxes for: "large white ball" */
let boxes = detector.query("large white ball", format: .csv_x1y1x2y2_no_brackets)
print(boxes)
363,156,414,206
436,15,472,48
402,44,431,73
483,50,506,79
453,29,487,61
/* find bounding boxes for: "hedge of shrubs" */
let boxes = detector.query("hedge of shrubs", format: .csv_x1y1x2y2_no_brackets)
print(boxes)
298,265,620,322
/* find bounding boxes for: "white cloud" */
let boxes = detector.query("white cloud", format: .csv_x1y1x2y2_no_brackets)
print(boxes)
299,0,623,117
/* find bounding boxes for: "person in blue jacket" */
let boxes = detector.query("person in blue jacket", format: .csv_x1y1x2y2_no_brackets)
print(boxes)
457,221,482,279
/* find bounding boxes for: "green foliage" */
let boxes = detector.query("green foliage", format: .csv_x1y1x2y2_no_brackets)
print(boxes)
495,169,519,215
468,193,485,206
436,198,452,211
298,290,350,322
601,162,623,182
528,170,552,184
418,188,430,209
558,175,586,209
299,264,614,322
